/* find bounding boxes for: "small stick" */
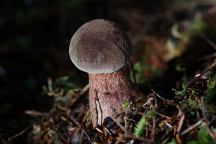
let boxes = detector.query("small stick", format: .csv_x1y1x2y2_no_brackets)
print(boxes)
124,135,152,143
151,89,166,102
7,125,32,142
200,34,216,50
70,116,91,142
124,111,129,134
110,117,128,134
79,84,89,96
70,84,89,108
56,107,91,142
177,114,185,133
176,105,185,133
151,89,176,106
151,116,156,142
180,118,204,136
25,110,48,117
153,109,172,119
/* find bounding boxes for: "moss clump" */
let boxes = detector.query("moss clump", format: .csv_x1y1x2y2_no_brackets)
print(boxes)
134,109,154,138
205,68,216,104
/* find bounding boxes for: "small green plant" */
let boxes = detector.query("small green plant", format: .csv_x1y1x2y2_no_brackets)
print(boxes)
43,76,80,97
43,76,80,108
179,98,200,111
131,62,145,84
205,70,216,104
167,138,176,144
186,123,215,144
134,109,154,138
131,61,162,85
122,100,129,109
173,75,187,97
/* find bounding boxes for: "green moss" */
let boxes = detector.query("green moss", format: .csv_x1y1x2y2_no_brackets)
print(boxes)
122,100,130,109
205,69,216,104
186,123,215,144
131,61,162,85
131,62,146,84
173,75,187,97
134,109,154,138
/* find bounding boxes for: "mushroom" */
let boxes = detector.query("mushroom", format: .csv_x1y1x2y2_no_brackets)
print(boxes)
69,19,139,127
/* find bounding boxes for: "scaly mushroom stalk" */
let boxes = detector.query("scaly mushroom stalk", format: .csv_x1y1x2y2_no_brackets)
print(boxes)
69,19,139,127
89,69,138,126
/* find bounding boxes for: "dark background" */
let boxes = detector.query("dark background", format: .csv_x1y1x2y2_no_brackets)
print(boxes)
0,0,215,142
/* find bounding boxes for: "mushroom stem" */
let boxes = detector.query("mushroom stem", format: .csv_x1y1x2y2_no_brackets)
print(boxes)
89,68,137,127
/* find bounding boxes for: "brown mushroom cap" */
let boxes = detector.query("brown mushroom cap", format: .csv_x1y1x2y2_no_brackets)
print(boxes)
69,19,132,74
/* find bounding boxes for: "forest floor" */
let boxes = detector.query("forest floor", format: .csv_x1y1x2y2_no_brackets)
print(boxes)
1,1,216,144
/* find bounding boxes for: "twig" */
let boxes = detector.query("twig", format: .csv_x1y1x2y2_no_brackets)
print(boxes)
123,101,132,132
25,110,49,117
124,135,153,143
176,134,182,144
165,122,172,129
79,84,89,96
177,114,185,133
124,109,130,134
55,107,91,142
151,116,156,142
202,53,216,60
65,113,91,143
151,93,158,109
200,34,216,51
176,113,185,144
180,118,204,136
153,109,172,119
151,89,176,106
7,125,32,142
143,97,154,107
110,117,128,134
151,89,166,101
79,130,84,144
70,84,89,107
176,104,185,134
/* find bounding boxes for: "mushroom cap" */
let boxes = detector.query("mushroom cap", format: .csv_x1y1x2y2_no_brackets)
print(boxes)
69,19,132,74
